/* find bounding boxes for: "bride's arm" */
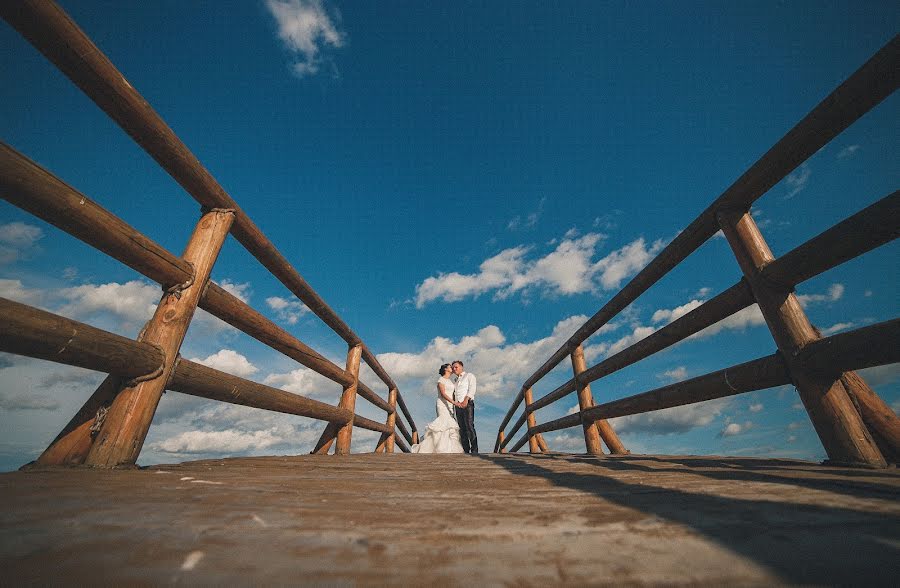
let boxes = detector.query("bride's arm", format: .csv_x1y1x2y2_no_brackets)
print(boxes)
437,382,456,406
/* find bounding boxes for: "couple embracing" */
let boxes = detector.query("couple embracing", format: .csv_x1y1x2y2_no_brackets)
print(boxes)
412,360,478,454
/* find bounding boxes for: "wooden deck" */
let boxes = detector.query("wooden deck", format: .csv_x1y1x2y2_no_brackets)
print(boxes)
2,454,899,585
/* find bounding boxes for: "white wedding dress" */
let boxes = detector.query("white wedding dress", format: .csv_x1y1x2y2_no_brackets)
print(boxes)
412,376,465,454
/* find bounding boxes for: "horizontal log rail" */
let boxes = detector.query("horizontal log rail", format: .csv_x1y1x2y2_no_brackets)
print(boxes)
394,412,413,445
510,353,790,452
1,1,378,351
761,191,899,288
0,287,408,452
795,319,900,376
394,435,411,453
508,320,900,453
497,37,899,447
0,144,403,416
498,281,754,451
169,360,354,425
0,297,165,381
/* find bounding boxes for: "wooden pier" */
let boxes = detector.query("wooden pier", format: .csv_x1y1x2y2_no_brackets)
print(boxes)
2,454,899,585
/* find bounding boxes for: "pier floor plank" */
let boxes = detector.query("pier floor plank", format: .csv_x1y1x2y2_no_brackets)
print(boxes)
2,454,899,586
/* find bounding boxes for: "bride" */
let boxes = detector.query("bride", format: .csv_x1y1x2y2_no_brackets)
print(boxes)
412,364,465,453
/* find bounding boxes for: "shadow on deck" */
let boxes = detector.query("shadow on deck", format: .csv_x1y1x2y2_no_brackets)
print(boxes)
2,454,898,585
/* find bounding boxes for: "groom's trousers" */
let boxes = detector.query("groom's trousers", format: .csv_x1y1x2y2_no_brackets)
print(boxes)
455,401,478,454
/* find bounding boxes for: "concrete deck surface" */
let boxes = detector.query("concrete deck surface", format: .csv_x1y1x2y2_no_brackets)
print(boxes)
1,453,899,586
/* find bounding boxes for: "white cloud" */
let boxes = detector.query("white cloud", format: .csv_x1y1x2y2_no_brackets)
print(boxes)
719,421,753,437
266,296,309,325
836,145,860,159
692,304,766,339
57,280,159,325
820,321,856,336
190,349,258,378
749,403,764,413
592,237,664,290
265,0,344,78
262,365,340,401
657,367,688,383
566,403,581,416
784,163,811,199
0,391,60,411
0,221,43,248
0,278,44,305
376,317,592,399
414,233,663,308
858,364,900,389
796,283,843,307
153,428,283,454
507,197,546,230
652,299,704,324
609,398,729,436
0,222,44,263
218,279,252,303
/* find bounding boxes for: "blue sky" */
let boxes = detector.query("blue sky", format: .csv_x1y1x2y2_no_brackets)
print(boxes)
1,1,897,470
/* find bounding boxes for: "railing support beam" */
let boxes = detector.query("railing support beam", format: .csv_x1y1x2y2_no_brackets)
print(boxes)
334,344,363,455
523,388,541,453
717,210,885,467
85,208,234,467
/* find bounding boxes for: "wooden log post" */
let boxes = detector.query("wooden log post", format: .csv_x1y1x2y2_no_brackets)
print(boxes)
81,208,234,467
536,433,550,453
717,210,885,467
571,345,604,455
334,344,363,455
385,388,398,453
839,371,900,464
497,431,507,454
523,388,541,453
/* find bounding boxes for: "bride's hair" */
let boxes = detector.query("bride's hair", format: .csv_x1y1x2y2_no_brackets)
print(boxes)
438,363,451,376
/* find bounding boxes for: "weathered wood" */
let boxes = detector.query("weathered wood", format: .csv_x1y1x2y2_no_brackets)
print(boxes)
385,388,398,453
356,381,393,414
513,35,898,421
167,359,353,424
839,371,900,464
0,142,194,289
495,388,526,452
535,433,549,453
500,410,528,452
0,0,376,350
312,424,338,455
762,191,899,288
0,144,367,392
394,391,418,439
795,318,900,375
795,320,900,463
718,210,885,467
352,414,392,435
334,345,363,455
395,412,413,445
86,209,234,467
580,353,791,429
394,435,410,453
411,431,420,445
36,375,120,465
571,345,605,455
523,388,541,453
201,284,354,387
0,297,164,381
527,280,755,415
497,431,507,454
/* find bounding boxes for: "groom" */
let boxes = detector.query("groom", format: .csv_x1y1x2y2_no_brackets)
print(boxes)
451,360,478,454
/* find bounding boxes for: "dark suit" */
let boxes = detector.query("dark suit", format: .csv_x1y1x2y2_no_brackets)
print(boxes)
455,401,478,454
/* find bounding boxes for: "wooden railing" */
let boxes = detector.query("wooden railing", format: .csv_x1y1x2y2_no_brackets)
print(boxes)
0,0,417,467
495,36,900,468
